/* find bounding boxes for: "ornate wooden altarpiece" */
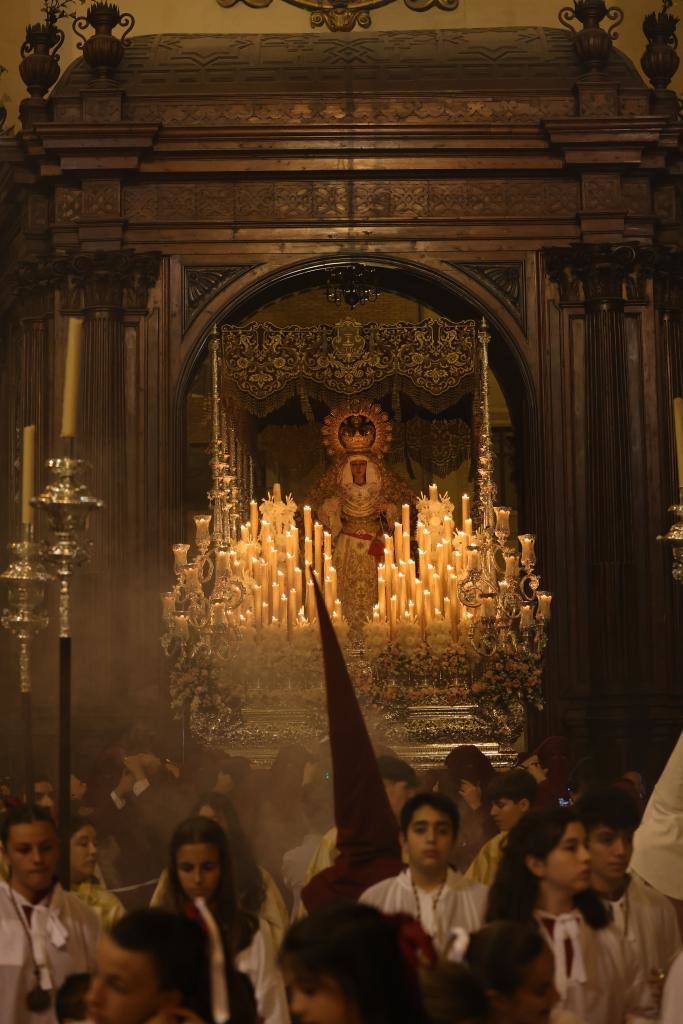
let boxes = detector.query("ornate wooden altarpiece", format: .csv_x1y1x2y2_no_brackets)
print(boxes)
0,13,681,776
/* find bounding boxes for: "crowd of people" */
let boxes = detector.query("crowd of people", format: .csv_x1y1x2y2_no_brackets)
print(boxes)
1,604,682,1024
1,723,683,1024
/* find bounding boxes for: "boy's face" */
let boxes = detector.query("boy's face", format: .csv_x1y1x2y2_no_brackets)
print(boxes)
586,825,633,890
490,796,530,833
400,804,455,876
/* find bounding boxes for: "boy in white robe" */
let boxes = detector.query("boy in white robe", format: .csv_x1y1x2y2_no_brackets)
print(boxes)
576,783,681,1001
0,804,100,1024
360,791,487,954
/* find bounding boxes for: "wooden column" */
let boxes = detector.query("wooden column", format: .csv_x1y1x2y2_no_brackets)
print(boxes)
59,251,160,703
545,244,666,770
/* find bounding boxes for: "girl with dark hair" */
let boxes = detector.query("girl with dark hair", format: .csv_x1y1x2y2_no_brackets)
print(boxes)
281,902,430,1024
465,920,582,1024
164,816,289,1024
151,791,289,949
486,808,655,1024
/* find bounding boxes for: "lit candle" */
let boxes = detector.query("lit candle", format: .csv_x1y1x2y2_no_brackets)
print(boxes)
324,570,333,613
304,505,313,537
423,529,432,563
261,520,271,545
389,593,398,636
281,592,288,631
537,591,553,620
407,559,416,600
482,595,497,620
314,522,323,576
175,614,189,640
306,580,316,623
394,522,402,561
330,565,338,605
21,424,36,526
674,397,683,488
211,602,226,626
286,552,295,592
402,530,410,564
432,572,442,613
254,584,263,627
520,604,534,629
398,571,406,615
195,515,212,545
402,503,411,537
273,483,282,502
295,566,303,607
173,543,189,567
467,547,481,572
333,598,342,621
423,591,433,625
185,566,200,592
240,524,249,544
304,535,313,565
505,554,519,578
324,531,332,559
250,500,259,541
216,550,230,577
60,316,84,439
461,493,470,525
429,483,438,502
495,507,511,535
162,592,175,620
384,534,394,564
443,515,453,544
288,588,297,638
378,575,387,619
418,547,426,581
464,517,473,540
519,534,535,564
272,581,280,620
415,579,424,623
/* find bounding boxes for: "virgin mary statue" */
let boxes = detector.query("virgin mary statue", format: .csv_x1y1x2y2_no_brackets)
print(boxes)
308,401,413,631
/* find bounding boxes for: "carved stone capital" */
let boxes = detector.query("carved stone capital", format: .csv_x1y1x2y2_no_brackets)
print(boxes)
545,243,653,307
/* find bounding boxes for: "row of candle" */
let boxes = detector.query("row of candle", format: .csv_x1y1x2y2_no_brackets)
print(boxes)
373,485,551,640
167,483,344,641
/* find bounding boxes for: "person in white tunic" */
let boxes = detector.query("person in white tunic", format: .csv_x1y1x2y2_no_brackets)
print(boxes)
486,806,656,1024
660,946,683,1024
630,730,683,938
162,814,289,1024
0,803,100,1024
576,783,681,1007
360,792,488,954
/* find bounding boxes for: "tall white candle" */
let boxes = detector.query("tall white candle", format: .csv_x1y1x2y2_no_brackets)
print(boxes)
250,500,259,541
61,317,84,439
674,397,683,489
21,424,36,526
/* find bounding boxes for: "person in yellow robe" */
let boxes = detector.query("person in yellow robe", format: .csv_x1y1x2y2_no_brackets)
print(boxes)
70,818,125,928
465,767,536,887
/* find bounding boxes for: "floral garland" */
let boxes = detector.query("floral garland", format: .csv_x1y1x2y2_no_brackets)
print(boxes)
360,619,543,715
169,622,352,743
169,655,244,743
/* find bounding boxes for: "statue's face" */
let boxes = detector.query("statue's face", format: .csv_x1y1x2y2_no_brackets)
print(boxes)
339,415,376,452
349,459,368,485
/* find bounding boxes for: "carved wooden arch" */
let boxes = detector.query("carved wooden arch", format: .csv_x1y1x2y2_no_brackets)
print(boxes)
172,253,540,530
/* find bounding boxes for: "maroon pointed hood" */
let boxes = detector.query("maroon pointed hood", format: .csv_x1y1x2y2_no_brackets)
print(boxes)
301,579,403,912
